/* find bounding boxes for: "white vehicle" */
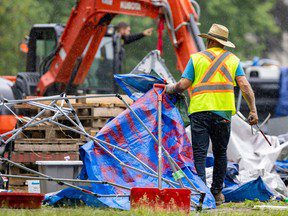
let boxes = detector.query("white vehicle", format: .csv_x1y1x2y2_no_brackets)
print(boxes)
238,59,281,120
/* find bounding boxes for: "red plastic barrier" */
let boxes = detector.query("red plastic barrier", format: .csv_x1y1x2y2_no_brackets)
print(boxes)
130,187,191,213
0,192,44,209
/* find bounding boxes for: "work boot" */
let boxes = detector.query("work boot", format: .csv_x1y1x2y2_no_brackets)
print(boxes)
213,192,225,206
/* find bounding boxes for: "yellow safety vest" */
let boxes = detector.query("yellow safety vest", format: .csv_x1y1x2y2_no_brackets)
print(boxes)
188,47,239,115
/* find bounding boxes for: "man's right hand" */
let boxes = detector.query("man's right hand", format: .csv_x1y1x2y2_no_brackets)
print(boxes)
248,111,258,125
143,28,153,36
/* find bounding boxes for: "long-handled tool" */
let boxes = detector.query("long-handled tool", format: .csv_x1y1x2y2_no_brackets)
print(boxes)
237,112,272,146
129,85,196,213
254,124,272,146
154,84,166,189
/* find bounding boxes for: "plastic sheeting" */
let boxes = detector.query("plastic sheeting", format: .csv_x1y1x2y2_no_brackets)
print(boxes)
205,154,274,202
115,74,190,126
114,74,164,101
45,88,216,209
275,67,288,116
222,177,274,202
275,160,288,185
187,114,288,200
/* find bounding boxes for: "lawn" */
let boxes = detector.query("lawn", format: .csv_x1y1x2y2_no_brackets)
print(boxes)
0,200,287,216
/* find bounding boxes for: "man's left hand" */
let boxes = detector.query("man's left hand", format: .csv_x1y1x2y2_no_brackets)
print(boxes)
143,28,153,36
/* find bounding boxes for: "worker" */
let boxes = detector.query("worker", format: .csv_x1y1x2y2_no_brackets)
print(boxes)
113,22,153,75
115,22,153,45
166,24,258,205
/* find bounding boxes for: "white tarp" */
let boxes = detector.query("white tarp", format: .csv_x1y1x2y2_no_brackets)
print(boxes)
186,114,288,198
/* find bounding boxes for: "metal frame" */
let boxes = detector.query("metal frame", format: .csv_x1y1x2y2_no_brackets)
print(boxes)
0,93,205,209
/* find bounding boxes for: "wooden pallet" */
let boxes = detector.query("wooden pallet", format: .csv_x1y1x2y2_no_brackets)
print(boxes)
15,105,126,119
21,94,133,107
14,142,81,152
8,166,38,186
16,126,100,140
10,95,133,164
10,151,80,163
18,116,111,128
76,95,132,107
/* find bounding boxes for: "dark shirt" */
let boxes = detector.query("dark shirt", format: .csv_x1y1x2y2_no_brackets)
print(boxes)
122,33,145,45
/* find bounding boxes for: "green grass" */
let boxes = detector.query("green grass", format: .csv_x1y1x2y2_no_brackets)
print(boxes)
0,200,287,216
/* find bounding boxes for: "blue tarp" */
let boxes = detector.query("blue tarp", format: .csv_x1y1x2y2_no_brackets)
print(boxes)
45,80,215,209
275,160,288,172
223,177,274,202
114,74,165,101
275,160,288,184
275,67,288,116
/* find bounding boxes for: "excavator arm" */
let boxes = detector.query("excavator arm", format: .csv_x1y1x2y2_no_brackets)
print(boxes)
37,0,204,95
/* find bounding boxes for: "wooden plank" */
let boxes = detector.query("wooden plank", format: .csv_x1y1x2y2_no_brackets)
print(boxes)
92,107,125,117
17,126,91,131
15,138,81,144
89,129,99,137
11,152,79,163
17,115,112,128
82,95,133,107
24,95,77,105
17,127,82,140
9,166,37,186
92,118,110,128
16,126,102,141
14,95,131,112
14,144,79,152
18,117,53,126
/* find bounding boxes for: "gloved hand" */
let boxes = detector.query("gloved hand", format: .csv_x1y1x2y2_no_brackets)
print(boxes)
165,84,175,94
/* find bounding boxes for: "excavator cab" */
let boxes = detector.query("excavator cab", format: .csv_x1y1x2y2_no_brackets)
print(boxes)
26,24,63,73
15,24,121,98
78,26,119,94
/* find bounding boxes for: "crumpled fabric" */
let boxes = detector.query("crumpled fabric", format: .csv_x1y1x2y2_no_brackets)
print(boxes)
45,88,216,209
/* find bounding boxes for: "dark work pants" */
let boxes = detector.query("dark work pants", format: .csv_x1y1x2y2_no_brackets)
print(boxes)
189,111,231,195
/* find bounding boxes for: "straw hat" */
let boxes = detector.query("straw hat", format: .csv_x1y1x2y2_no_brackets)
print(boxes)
198,24,235,48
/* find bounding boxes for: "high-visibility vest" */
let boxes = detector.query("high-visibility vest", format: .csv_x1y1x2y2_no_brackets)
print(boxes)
188,47,239,115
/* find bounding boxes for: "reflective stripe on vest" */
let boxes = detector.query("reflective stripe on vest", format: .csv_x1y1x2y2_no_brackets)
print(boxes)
192,83,234,94
198,50,216,62
192,51,233,95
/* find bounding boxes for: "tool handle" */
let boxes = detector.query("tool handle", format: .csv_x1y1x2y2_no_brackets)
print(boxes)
256,125,272,146
153,84,166,101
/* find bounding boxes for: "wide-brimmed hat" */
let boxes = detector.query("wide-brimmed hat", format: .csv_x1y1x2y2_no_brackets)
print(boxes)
198,24,235,48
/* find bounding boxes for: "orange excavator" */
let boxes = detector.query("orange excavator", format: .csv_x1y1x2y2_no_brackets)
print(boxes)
0,0,205,134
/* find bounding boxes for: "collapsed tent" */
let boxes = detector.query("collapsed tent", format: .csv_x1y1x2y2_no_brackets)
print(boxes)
45,86,215,209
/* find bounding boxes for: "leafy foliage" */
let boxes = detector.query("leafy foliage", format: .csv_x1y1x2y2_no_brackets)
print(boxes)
0,0,49,74
0,0,280,75
198,0,280,59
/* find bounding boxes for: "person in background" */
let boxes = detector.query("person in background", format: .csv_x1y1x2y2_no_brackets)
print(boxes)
166,24,258,206
115,22,153,45
113,22,153,75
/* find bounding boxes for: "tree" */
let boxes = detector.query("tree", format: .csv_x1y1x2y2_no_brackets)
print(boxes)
198,0,279,59
0,0,280,76
0,0,50,75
